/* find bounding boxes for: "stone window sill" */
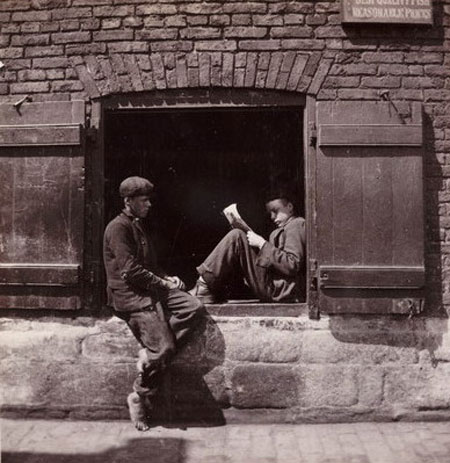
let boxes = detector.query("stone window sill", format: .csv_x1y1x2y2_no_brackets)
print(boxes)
204,301,308,317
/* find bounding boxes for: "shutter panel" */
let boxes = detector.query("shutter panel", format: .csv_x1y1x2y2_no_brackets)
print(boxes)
315,101,424,314
0,101,85,310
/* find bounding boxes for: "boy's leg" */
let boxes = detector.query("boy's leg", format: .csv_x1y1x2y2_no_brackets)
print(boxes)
196,229,272,301
159,289,205,345
122,307,176,430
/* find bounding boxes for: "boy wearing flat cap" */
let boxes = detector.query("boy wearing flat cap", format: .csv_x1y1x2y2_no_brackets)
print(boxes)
103,176,204,431
189,188,306,304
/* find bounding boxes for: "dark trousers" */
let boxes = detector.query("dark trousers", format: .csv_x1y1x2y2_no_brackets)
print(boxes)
115,289,204,403
197,229,272,301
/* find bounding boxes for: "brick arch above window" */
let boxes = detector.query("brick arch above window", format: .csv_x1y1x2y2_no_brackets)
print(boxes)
69,51,333,99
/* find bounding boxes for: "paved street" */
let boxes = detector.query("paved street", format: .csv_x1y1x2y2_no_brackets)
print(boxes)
2,420,450,463
2,419,450,463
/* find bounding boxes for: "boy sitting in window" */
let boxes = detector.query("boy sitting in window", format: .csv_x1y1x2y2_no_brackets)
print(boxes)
189,188,306,303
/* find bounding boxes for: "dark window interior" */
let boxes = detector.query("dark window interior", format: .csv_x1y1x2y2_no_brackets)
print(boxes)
104,108,304,292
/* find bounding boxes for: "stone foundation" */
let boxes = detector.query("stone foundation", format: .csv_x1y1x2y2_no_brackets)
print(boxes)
1,308,449,423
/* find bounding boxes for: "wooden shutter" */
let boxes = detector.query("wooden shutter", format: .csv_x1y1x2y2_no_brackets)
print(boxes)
314,101,424,314
0,101,85,310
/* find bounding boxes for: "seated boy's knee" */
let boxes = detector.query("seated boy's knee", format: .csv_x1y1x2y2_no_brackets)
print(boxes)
226,228,246,243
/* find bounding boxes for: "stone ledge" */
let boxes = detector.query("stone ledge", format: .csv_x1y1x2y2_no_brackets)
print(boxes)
205,302,307,317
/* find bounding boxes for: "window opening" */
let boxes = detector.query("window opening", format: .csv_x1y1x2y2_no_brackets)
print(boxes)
104,107,305,301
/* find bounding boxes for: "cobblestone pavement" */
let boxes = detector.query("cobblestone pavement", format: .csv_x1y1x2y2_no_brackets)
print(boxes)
2,419,450,463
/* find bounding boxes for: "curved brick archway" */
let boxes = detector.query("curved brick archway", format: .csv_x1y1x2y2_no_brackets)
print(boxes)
70,51,333,99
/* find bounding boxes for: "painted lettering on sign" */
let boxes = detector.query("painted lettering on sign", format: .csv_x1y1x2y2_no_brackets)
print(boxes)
342,0,433,24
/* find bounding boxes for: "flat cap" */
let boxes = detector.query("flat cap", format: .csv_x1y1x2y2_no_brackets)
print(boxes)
119,176,154,198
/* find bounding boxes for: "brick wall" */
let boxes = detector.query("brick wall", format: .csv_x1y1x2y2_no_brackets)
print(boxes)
0,1,448,316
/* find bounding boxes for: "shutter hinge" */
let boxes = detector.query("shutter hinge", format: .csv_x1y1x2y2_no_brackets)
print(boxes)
308,258,320,320
309,122,317,147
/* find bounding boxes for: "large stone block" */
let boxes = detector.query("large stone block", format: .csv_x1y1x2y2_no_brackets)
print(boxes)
297,365,359,407
82,332,138,361
384,364,450,410
0,330,83,361
0,360,135,407
231,364,297,408
357,367,384,407
301,331,418,365
220,324,301,363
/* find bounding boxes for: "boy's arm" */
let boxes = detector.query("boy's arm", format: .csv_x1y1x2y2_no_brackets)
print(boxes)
107,222,171,290
256,218,306,277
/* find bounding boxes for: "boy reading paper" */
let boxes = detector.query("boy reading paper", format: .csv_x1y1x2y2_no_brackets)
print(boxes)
189,188,306,303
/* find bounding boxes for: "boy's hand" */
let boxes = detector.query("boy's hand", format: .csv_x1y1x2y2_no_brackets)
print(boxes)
247,231,266,249
164,276,186,291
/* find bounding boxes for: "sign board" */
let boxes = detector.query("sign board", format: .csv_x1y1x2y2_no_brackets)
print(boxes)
341,0,433,25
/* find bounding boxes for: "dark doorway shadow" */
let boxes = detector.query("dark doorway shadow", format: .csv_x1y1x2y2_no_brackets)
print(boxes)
3,437,186,463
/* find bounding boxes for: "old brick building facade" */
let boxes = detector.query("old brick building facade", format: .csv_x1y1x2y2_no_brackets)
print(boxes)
1,0,450,422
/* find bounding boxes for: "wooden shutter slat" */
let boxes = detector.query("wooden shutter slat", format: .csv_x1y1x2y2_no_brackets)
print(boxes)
319,266,425,289
0,100,85,310
0,124,81,146
0,264,79,286
315,101,424,315
319,124,423,146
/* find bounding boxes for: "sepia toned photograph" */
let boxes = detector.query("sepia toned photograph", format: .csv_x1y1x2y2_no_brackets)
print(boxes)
0,0,449,461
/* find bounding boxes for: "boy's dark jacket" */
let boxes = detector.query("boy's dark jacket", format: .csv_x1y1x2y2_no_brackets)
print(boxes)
103,210,167,312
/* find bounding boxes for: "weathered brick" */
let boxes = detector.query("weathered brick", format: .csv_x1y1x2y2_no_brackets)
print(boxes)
269,2,314,14
136,4,177,15
101,18,121,29
0,0,30,12
108,41,148,53
94,5,135,17
187,16,210,26
144,30,181,42
329,63,377,75
314,25,346,38
239,39,281,50
60,20,80,32
52,31,91,44
337,88,383,99
66,43,107,55
223,3,267,14
150,41,193,52
0,12,11,22
5,59,31,70
2,23,20,33
284,14,305,25
361,76,401,88
45,69,65,80
253,14,283,26
143,15,164,27
0,83,8,94
12,10,51,22
363,51,404,63
10,81,50,94
324,76,360,88
52,7,92,20
180,27,221,39
271,26,312,38
403,76,442,89
232,14,251,25
196,40,237,51
11,34,49,46
306,14,327,25
33,57,69,69
209,15,230,26
405,52,443,64
93,30,134,41
17,69,47,81
80,18,100,31
282,39,325,50
20,22,40,33
179,3,223,15
41,22,60,33
225,26,267,39
123,16,144,28
0,48,23,59
231,364,298,408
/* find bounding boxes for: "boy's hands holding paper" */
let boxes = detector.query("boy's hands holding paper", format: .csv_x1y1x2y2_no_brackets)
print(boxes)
247,231,266,249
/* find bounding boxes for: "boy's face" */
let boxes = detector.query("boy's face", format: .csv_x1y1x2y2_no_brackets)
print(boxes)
266,198,294,228
125,195,152,218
